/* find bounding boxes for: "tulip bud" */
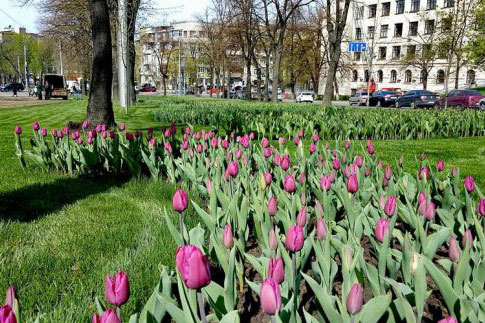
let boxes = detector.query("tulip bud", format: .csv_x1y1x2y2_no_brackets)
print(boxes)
464,176,475,193
438,317,458,323
308,143,316,156
316,218,327,240
173,189,188,213
0,305,16,323
409,252,420,275
298,129,304,138
346,283,363,315
83,119,90,129
366,140,374,155
226,161,239,177
40,128,47,137
268,196,277,216
418,192,427,205
343,247,353,271
449,236,460,262
451,167,457,177
365,168,371,177
87,136,94,145
261,137,269,148
293,136,300,145
297,208,307,227
52,129,58,138
355,155,363,168
222,224,234,249
325,142,329,149
280,155,290,171
384,196,397,217
312,133,319,142
320,175,332,192
260,278,281,315
299,172,306,185
278,137,286,145
379,195,386,210
264,148,272,158
93,312,100,323
283,175,296,193
462,229,473,249
375,218,390,243
477,199,485,217
175,245,212,289
347,175,359,194
424,202,435,221
33,121,40,131
235,149,242,160
267,257,284,284
436,160,444,172
125,132,134,141
332,158,340,170
264,172,272,187
105,272,130,306
344,165,352,178
420,152,426,161
4,287,15,308
285,225,304,252
100,309,121,323
269,227,278,250
273,154,281,166
384,166,392,180
315,200,323,216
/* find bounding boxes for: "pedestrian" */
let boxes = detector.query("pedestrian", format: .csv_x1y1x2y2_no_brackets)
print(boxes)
36,80,43,100
45,81,51,100
12,83,18,97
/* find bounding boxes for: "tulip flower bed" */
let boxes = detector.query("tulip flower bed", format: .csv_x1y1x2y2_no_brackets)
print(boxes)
11,119,485,323
152,97,485,140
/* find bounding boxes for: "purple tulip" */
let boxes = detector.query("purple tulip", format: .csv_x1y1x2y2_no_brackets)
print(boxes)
424,202,436,221
268,196,278,216
316,218,327,240
96,124,102,133
269,227,278,250
283,175,296,193
366,140,374,155
462,229,473,249
477,199,485,217
102,130,108,139
347,175,359,194
346,283,363,315
464,176,475,193
14,126,22,136
222,224,234,249
0,305,16,323
109,130,115,139
312,133,319,142
105,272,130,307
182,140,189,151
280,155,290,171
309,144,316,154
384,196,397,217
297,207,307,227
375,218,390,243
173,189,188,213
264,148,272,158
4,287,15,308
438,317,458,323
82,119,90,129
344,140,351,150
449,236,460,262
196,144,203,154
261,137,269,148
77,138,83,145
332,158,340,170
93,313,100,323
176,245,212,289
293,136,300,145
39,128,47,137
285,225,304,252
418,167,430,180
226,161,239,177
298,129,304,138
33,121,40,131
125,132,134,141
385,166,392,180
437,160,444,172
164,141,172,154
51,129,57,138
260,278,281,315
100,309,121,323
273,154,281,166
320,175,332,192
264,172,272,186
268,257,284,284
355,155,363,168
221,140,229,149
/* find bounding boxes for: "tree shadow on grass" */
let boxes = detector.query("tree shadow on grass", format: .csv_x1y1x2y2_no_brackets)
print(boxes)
0,175,129,222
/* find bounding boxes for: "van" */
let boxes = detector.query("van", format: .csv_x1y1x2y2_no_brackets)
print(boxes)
44,74,68,100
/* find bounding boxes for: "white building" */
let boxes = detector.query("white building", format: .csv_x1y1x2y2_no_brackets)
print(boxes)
320,0,485,96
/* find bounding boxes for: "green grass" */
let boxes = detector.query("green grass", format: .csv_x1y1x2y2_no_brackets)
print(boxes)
0,96,484,321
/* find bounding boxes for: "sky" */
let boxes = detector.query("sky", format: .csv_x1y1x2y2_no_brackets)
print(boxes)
0,0,209,33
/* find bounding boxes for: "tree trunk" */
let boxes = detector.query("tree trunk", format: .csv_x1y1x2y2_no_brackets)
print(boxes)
264,55,270,102
112,44,119,101
271,44,282,102
322,46,340,105
257,65,262,101
454,58,461,89
245,55,252,100
127,0,140,105
444,55,453,109
87,0,114,126
163,76,167,96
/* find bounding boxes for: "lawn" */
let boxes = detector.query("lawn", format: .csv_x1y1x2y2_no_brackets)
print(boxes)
0,96,484,321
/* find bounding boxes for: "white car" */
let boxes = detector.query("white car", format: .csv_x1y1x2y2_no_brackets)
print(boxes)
479,98,485,110
296,92,314,103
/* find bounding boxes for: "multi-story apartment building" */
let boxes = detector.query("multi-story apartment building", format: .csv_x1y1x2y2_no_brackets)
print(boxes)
320,0,484,96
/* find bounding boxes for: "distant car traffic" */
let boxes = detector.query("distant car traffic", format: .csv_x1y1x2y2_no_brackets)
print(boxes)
349,92,370,106
395,90,438,109
434,90,485,109
0,82,24,92
296,92,314,103
140,84,157,92
368,91,399,107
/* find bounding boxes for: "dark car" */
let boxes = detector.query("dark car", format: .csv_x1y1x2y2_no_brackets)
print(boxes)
434,90,485,109
140,84,157,92
1,82,24,92
395,90,438,109
369,91,399,107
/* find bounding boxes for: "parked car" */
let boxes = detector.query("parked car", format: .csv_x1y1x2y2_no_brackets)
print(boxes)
296,92,314,103
266,88,283,102
479,98,485,110
395,90,438,109
1,82,24,92
349,92,370,106
43,74,68,100
380,87,403,96
140,84,157,92
368,91,399,107
434,90,485,109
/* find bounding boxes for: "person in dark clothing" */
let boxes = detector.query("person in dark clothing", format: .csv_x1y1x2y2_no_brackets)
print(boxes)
37,81,43,100
12,83,18,97
45,81,51,100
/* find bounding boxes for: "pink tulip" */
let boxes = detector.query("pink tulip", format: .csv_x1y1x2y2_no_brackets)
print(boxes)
347,175,359,193
379,195,386,210
285,225,304,252
464,176,475,193
101,124,107,132
4,287,15,308
182,140,189,150
175,245,212,289
437,160,444,172
262,137,269,148
269,227,278,250
210,138,218,148
83,119,90,129
365,168,371,177
235,149,242,160
102,130,108,139
173,189,188,213
300,192,306,205
384,196,397,217
299,173,306,185
375,218,390,243
344,140,351,150
418,199,427,216
309,144,316,154
100,309,121,323
260,278,281,315
222,224,234,249
40,128,47,137
226,161,239,177
420,152,426,161
418,192,427,205
164,129,171,138
320,175,332,192
346,283,363,315
332,158,340,170
222,140,229,149
51,129,57,137
316,218,327,240
264,172,272,186
0,305,16,323
206,178,212,194
297,208,307,227
418,167,430,180
278,137,286,145
273,154,281,166
268,196,278,216
196,144,203,153
293,136,300,145
268,257,284,284
312,133,319,142
462,229,473,249
424,202,435,221
477,199,485,217
438,317,458,323
298,129,304,138
384,166,392,180
451,167,457,177
344,165,352,178
280,155,290,171
96,124,102,133
118,123,125,131
88,137,94,145
283,175,296,193
315,200,323,215
93,313,100,323
264,148,272,158
194,132,201,141
366,140,374,155
355,155,363,168
449,236,460,262
71,131,79,140
77,138,83,145
105,272,130,307
32,121,40,131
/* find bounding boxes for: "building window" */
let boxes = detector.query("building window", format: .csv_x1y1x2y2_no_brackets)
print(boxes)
354,52,361,61
444,0,454,8
409,22,419,36
442,17,452,31
390,70,397,83
367,26,375,39
394,23,403,37
364,70,370,82
425,20,435,34
436,70,445,84
380,25,389,38
369,4,377,18
183,31,188,37
427,0,436,10
356,28,362,40
382,2,391,16
396,0,405,14
355,6,364,19
377,70,384,82
467,70,476,84
411,0,420,12
392,46,401,59
379,47,387,60
407,45,417,58
405,70,412,83
352,70,358,82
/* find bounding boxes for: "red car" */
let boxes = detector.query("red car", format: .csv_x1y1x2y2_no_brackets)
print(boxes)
140,84,157,92
434,90,485,109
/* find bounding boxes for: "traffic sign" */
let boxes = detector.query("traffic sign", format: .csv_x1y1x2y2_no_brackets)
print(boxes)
348,42,368,52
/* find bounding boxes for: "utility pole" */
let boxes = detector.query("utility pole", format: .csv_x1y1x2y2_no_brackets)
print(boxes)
58,41,64,76
17,56,20,83
118,0,130,112
23,43,28,87
178,38,182,96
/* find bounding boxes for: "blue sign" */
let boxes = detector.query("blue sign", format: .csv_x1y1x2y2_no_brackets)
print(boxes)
348,42,368,52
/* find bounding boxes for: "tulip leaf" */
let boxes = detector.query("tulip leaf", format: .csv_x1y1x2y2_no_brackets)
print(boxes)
210,234,229,274
423,227,451,259
423,257,459,316
224,247,237,311
302,272,342,323
355,293,392,323
204,282,227,319
129,313,139,323
303,308,320,323
244,252,265,278
414,256,427,322
94,297,105,317
157,293,191,323
191,201,216,234
453,245,471,295
246,279,260,295
220,310,240,323
163,208,184,247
